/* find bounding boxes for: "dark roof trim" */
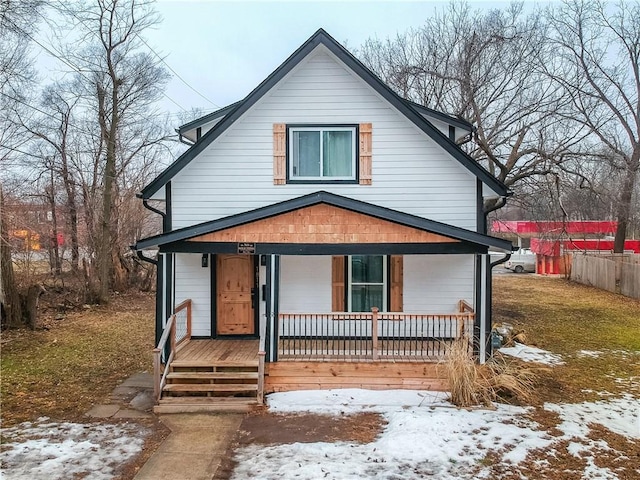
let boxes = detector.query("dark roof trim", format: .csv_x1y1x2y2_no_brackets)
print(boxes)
406,100,473,132
135,191,513,252
140,29,507,198
159,241,484,255
177,101,243,136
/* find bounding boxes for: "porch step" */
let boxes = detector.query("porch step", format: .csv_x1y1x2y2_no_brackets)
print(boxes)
154,397,259,414
170,360,258,369
163,384,258,393
166,372,259,381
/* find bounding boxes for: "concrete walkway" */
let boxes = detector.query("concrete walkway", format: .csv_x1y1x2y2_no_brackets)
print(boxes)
133,414,244,480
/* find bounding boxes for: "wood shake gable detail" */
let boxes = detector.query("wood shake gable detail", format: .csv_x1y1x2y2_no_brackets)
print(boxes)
187,204,459,244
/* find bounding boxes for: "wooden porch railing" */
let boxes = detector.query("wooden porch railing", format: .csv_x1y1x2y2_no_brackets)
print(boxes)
153,299,192,400
278,304,474,361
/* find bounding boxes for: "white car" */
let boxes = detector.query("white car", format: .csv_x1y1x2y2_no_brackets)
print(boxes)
504,250,536,273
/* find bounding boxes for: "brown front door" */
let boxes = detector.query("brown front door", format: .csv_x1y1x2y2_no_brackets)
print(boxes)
216,254,255,335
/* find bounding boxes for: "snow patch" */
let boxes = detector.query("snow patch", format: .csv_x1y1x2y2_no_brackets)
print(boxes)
499,342,565,365
0,418,148,480
545,394,640,439
235,389,640,480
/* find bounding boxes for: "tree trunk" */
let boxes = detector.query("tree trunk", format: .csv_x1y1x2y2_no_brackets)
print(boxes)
60,153,79,271
96,82,118,303
0,185,23,328
613,148,640,254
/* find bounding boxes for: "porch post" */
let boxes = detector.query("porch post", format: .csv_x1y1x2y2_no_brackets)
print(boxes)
265,254,280,362
155,254,164,348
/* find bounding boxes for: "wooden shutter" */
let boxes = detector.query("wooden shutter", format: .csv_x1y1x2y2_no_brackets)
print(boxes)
359,123,372,185
331,256,345,312
389,255,403,312
273,123,286,185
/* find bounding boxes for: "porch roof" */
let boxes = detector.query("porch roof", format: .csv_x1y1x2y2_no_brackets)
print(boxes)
135,191,514,255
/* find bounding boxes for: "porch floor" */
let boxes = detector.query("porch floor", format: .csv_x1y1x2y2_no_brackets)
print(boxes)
174,339,259,365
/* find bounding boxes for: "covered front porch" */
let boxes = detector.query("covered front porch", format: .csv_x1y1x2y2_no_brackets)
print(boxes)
137,192,512,411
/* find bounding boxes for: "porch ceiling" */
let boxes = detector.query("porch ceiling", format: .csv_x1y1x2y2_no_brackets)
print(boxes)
187,204,459,245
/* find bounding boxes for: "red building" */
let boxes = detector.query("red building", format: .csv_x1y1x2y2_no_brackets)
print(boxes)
492,221,640,274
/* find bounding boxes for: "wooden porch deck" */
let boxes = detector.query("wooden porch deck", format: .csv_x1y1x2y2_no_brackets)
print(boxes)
173,339,259,366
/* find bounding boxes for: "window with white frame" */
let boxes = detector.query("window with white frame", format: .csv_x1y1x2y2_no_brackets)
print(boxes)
348,255,387,312
289,126,356,181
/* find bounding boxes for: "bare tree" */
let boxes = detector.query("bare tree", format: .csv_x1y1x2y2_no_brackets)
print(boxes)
56,0,169,301
0,0,43,327
360,2,588,211
544,0,640,252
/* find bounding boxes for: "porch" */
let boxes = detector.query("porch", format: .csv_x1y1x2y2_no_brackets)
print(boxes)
152,298,472,411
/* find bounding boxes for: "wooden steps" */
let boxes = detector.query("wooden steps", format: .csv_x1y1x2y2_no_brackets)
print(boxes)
156,360,260,414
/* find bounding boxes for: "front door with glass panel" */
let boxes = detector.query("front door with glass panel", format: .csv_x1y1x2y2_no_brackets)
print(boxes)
348,255,387,312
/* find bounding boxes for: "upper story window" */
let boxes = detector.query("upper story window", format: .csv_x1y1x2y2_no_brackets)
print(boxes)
288,126,357,182
273,123,371,186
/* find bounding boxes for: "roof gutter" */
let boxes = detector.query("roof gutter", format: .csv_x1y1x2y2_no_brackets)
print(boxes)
176,128,194,146
133,247,158,265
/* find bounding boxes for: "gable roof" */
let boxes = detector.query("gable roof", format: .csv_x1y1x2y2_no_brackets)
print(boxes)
135,191,513,252
140,28,507,199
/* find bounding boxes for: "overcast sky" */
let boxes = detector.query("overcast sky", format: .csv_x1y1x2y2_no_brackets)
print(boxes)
141,0,528,123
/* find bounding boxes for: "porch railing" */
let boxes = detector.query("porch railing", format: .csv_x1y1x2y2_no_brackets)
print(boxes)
277,305,473,361
153,299,192,400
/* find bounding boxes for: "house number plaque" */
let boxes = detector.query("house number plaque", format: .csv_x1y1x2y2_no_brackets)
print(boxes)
237,242,256,254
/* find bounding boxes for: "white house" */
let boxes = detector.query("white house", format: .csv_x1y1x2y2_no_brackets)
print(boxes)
135,29,513,412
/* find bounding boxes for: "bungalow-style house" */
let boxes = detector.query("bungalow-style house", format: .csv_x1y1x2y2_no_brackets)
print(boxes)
135,29,513,413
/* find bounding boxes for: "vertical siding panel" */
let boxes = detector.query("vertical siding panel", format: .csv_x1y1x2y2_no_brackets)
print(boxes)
359,123,372,185
389,255,403,311
332,256,345,311
273,123,286,185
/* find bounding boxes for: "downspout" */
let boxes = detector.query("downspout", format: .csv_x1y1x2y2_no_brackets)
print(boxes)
139,196,168,349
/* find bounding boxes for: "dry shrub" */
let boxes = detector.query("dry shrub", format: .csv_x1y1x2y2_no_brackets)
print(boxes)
444,337,537,407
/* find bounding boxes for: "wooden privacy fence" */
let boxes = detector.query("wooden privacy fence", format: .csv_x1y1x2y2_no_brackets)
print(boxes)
278,305,474,361
153,299,192,400
571,254,640,299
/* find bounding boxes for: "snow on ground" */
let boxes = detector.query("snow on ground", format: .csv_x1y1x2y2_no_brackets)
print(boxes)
0,418,149,480
227,389,639,480
545,394,640,439
499,342,565,365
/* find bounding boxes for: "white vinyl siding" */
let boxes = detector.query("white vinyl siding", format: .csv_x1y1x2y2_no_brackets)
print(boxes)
403,254,474,313
279,255,332,313
174,253,211,337
170,46,478,231
278,254,474,315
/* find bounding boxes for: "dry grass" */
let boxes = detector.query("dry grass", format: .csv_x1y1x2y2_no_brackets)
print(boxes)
0,291,155,426
493,275,640,403
445,337,536,407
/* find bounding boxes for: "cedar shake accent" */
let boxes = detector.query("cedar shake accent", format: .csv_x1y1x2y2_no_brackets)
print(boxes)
187,204,460,244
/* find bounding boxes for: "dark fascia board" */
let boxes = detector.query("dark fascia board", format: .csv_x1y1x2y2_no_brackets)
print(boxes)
405,100,473,132
135,190,513,252
139,28,507,199
177,100,244,136
160,241,483,255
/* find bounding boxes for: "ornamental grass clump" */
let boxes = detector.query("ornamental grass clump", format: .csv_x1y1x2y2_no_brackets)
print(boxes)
444,337,536,408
